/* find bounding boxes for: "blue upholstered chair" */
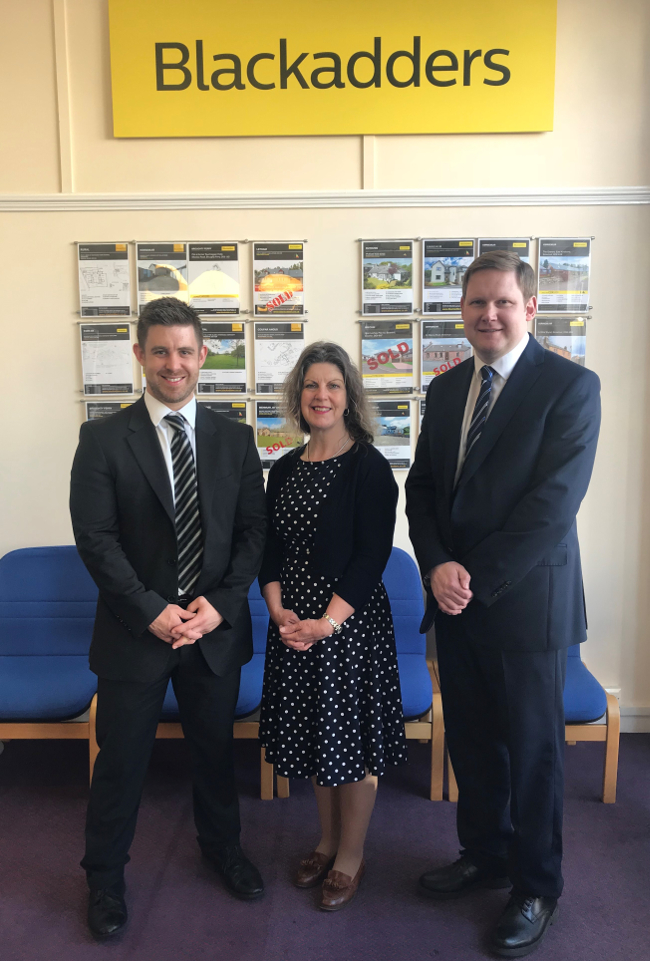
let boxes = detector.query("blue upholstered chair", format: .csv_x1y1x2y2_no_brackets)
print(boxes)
272,547,444,801
0,546,98,770
144,577,276,799
444,642,620,804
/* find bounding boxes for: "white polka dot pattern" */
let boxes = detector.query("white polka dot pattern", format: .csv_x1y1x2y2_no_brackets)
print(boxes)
259,452,407,787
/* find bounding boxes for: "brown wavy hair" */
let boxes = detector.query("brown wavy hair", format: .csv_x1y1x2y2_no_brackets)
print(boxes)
283,341,374,444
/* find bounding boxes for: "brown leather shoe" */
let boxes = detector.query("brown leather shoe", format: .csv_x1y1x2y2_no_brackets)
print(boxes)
319,860,366,911
294,851,336,889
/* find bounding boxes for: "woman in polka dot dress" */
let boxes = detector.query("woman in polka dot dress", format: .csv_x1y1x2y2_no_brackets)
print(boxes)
259,342,406,911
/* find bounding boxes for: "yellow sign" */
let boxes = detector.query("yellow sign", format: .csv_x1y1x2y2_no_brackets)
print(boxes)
108,0,556,137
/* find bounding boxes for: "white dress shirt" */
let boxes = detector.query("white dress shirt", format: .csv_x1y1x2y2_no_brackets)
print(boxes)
454,332,530,485
144,390,197,507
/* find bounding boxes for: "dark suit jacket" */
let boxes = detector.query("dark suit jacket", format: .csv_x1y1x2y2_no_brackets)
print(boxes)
70,396,267,682
259,443,398,612
405,335,601,651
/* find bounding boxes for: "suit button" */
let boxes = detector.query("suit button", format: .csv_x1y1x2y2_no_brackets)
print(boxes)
167,595,177,603
167,559,176,566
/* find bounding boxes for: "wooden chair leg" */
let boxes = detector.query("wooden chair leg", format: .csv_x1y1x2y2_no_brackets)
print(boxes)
428,660,444,801
260,749,274,800
602,692,620,803
277,775,290,798
88,694,99,786
447,750,458,803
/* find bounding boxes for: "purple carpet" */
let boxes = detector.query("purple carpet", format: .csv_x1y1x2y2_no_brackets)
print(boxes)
0,734,648,961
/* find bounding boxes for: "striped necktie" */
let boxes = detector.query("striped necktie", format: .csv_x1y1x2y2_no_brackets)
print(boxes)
464,365,496,461
165,413,203,597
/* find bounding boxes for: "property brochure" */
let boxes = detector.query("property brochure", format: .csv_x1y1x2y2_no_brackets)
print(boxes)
85,401,133,421
422,239,475,314
534,316,586,366
198,322,246,394
136,242,188,308
255,401,303,468
372,401,412,469
537,239,591,313
361,321,413,394
188,243,240,314
80,324,133,395
421,321,472,389
420,398,426,428
362,241,414,315
478,238,531,264
253,242,304,315
78,243,131,318
254,322,305,393
197,400,248,423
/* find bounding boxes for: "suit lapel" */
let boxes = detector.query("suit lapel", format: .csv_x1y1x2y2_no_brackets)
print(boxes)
456,335,545,491
126,397,175,523
441,360,475,502
195,404,222,524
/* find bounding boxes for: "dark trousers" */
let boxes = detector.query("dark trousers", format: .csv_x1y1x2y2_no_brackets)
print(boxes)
436,616,567,899
82,643,242,891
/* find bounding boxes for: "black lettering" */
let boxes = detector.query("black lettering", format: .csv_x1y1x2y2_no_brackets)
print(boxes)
463,49,482,86
247,52,276,90
386,37,420,88
483,48,510,86
155,42,191,91
195,40,209,91
311,52,345,89
425,50,458,87
347,37,381,88
211,54,245,91
280,39,309,89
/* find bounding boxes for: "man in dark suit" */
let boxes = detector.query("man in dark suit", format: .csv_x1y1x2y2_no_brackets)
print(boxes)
406,251,600,957
70,298,267,939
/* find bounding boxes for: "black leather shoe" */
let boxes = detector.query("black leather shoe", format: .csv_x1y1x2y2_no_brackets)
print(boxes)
491,894,558,957
419,855,510,900
87,886,128,939
209,845,264,901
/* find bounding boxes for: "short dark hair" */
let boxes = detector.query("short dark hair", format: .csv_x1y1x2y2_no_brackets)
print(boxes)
283,341,375,444
137,297,203,348
462,250,536,302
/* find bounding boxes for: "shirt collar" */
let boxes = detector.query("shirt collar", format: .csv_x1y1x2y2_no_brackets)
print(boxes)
144,390,197,430
473,332,530,382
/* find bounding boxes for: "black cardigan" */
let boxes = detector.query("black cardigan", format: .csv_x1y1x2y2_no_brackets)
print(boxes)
258,442,399,612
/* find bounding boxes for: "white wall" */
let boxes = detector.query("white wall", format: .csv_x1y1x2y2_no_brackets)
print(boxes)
2,0,650,727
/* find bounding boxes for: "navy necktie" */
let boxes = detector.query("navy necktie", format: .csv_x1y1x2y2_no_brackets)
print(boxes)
165,413,203,596
464,365,496,461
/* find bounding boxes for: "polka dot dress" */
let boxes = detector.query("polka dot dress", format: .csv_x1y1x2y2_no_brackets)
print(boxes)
259,451,407,787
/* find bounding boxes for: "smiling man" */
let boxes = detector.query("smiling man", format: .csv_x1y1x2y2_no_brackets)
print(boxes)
406,251,601,957
70,298,266,939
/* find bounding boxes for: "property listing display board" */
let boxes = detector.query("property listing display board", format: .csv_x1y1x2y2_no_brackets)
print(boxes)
419,399,426,428
535,317,586,366
361,321,413,394
372,401,412,469
188,243,240,314
421,321,472,389
197,400,248,422
422,239,475,314
199,322,246,394
85,401,133,421
253,243,304,316
537,239,591,313
478,238,531,264
137,242,188,308
254,322,305,393
256,401,303,468
362,241,414,315
78,243,131,317
80,324,133,395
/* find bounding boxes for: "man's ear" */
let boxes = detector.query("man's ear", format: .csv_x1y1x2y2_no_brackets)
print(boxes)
133,342,144,364
198,344,208,367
